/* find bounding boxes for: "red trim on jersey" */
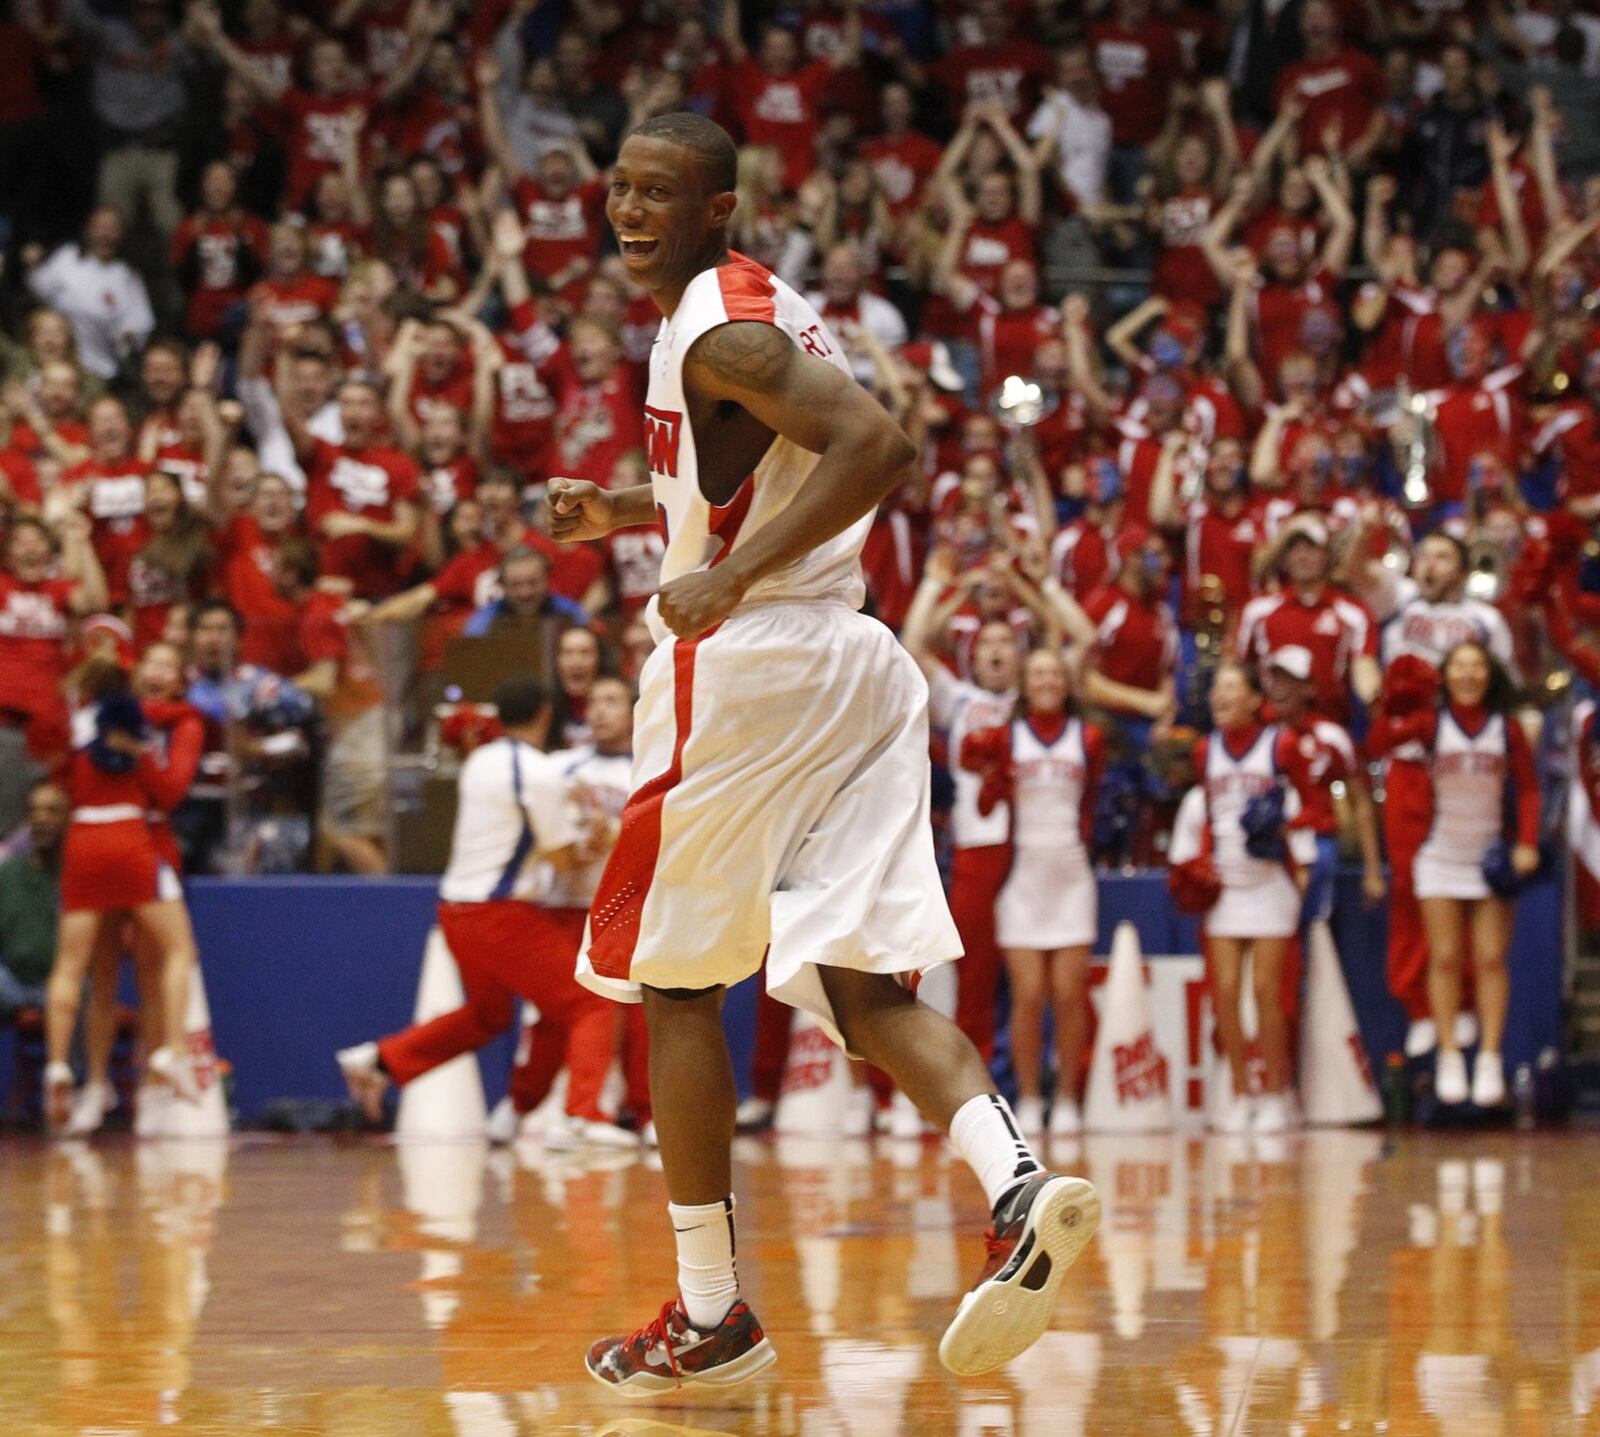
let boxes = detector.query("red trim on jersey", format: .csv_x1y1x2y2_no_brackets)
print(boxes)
587,631,707,980
717,253,778,323
707,475,755,565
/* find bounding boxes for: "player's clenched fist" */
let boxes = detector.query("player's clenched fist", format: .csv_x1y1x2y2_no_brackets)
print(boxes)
657,566,750,640
548,478,614,541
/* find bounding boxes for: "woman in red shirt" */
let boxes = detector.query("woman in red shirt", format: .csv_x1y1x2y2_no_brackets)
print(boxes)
65,642,206,1137
42,657,200,1128
1367,641,1539,1110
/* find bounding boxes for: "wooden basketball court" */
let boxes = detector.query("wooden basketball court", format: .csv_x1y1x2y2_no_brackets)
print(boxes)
2,1128,1595,1435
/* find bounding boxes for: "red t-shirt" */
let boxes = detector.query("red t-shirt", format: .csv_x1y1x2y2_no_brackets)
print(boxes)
249,273,341,335
0,450,42,508
974,300,1059,400
1050,517,1120,600
421,454,480,516
280,88,378,210
511,175,606,295
1251,267,1341,381
1533,401,1600,504
409,353,477,429
1152,187,1222,308
1432,371,1525,505
729,58,832,189
547,359,646,489
928,39,1050,120
1236,585,1378,721
959,216,1038,295
1083,584,1179,703
126,544,210,651
861,132,944,219
171,213,270,339
1180,497,1264,631
0,22,45,126
67,457,150,597
214,513,302,674
0,572,77,721
1087,19,1181,146
302,438,422,599
1272,48,1384,154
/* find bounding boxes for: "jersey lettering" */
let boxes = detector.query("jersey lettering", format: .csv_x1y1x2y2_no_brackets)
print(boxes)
644,405,683,479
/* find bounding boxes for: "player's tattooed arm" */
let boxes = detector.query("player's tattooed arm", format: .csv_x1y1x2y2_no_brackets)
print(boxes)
657,319,918,638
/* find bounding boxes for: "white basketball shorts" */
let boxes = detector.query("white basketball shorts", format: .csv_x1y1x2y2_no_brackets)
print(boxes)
576,599,962,1051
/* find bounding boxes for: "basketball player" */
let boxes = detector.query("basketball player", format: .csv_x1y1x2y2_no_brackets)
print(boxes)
547,112,1099,1394
1376,533,1517,1057
489,676,653,1146
335,676,628,1141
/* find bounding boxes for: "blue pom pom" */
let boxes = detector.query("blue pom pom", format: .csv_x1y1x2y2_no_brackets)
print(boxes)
1241,784,1288,860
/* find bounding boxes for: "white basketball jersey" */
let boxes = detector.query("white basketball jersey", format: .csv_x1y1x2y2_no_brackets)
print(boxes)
641,252,869,638
438,738,581,904
542,745,634,909
1424,711,1507,865
1009,717,1089,855
1205,726,1285,887
928,666,1015,848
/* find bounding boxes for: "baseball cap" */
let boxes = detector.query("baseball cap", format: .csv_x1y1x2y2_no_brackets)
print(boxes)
1282,514,1329,549
1267,645,1314,682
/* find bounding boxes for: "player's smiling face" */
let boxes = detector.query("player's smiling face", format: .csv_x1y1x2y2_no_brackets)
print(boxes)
607,136,735,301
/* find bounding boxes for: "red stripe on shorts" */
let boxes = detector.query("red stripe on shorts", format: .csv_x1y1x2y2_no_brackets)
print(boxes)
586,632,706,980
717,254,777,323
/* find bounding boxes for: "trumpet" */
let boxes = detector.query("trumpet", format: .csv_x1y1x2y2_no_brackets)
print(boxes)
1389,379,1438,510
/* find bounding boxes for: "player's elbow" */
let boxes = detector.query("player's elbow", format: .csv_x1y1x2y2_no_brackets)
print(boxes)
861,419,918,497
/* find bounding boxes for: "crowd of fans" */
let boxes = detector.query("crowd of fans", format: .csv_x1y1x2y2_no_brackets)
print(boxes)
0,0,1598,1116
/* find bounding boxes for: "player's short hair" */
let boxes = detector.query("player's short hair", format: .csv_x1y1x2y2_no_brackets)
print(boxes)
493,675,550,728
628,111,738,195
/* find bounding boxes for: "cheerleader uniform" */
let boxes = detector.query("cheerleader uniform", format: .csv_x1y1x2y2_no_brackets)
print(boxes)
1373,704,1539,901
1198,724,1302,939
141,699,206,880
60,705,169,913
990,714,1103,950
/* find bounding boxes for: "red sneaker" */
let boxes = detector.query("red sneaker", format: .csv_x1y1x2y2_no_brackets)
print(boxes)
939,1172,1101,1376
585,1297,777,1396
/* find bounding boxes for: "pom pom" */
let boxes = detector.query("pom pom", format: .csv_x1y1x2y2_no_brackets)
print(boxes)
1168,856,1223,915
1240,783,1288,860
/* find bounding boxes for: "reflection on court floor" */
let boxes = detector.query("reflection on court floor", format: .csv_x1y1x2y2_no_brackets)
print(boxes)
0,1128,1593,1435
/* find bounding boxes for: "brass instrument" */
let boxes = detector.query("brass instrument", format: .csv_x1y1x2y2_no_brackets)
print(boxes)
1390,379,1438,510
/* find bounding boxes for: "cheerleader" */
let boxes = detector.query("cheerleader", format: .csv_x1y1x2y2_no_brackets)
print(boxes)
1367,641,1539,1107
962,648,1103,1136
64,643,206,1136
1192,660,1305,1134
43,658,198,1129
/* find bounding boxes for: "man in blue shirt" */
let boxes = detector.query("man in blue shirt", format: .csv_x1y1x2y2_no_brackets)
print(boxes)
463,547,588,636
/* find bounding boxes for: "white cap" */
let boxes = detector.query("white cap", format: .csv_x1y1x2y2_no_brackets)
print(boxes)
1283,515,1329,549
1267,645,1314,682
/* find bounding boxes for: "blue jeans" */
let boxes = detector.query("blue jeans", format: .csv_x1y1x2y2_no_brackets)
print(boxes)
0,962,44,1016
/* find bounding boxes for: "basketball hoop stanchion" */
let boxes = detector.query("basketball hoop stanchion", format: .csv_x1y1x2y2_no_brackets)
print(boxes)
1084,923,1173,1133
394,928,488,1140
1300,920,1382,1126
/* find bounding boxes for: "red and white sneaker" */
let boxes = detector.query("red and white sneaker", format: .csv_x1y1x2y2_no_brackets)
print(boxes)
939,1172,1101,1376
585,1297,777,1396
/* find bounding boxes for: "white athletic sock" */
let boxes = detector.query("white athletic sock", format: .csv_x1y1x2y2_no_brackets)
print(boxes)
948,1093,1045,1212
669,1197,739,1329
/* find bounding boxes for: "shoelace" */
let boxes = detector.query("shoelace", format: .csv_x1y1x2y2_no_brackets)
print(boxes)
631,1299,688,1387
982,1225,1004,1260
